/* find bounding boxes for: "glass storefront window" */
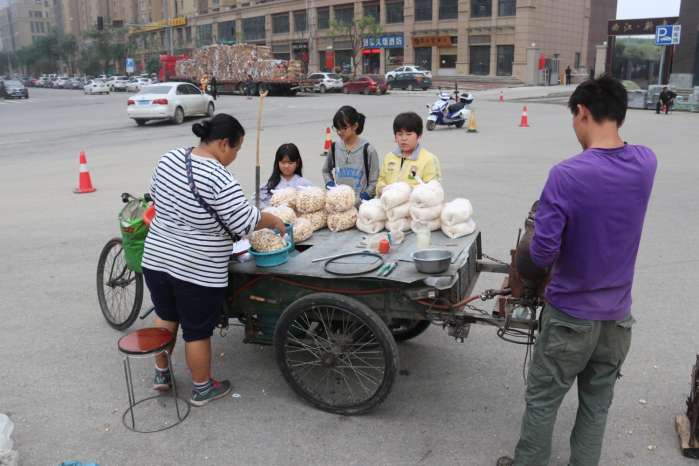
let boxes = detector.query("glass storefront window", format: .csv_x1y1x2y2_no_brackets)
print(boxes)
197,24,212,46
496,45,514,75
439,0,458,20
471,0,491,17
440,54,457,68
217,20,235,43
415,47,432,70
272,13,290,34
243,16,266,41
470,45,490,74
386,48,404,66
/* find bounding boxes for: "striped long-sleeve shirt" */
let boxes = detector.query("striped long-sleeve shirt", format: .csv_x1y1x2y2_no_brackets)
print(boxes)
142,148,260,287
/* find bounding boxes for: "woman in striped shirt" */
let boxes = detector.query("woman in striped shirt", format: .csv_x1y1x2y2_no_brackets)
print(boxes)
142,113,285,407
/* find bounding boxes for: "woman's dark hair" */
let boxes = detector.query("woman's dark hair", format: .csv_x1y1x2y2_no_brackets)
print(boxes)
192,113,245,147
333,105,366,135
264,143,304,192
393,112,423,136
568,75,627,126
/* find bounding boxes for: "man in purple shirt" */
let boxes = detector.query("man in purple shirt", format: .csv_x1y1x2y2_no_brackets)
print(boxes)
498,76,657,466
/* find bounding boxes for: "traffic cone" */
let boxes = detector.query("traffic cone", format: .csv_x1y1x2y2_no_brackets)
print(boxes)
467,111,478,133
519,106,530,127
499,91,504,102
74,151,96,194
321,127,332,156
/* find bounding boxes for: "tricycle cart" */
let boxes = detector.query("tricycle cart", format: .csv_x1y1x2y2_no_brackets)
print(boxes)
97,194,543,415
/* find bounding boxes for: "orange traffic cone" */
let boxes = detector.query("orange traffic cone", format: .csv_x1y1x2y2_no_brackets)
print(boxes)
321,127,332,156
499,91,504,102
519,106,530,127
74,151,96,194
467,110,478,133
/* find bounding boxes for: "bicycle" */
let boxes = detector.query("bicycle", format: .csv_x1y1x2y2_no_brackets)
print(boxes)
96,192,154,330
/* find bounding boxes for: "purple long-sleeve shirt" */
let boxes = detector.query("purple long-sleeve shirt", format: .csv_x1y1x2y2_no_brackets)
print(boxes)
531,144,657,320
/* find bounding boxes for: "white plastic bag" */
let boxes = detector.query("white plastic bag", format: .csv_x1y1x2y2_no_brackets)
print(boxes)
356,218,385,234
410,204,443,222
358,198,387,223
385,202,410,222
299,209,328,231
442,219,477,239
441,198,474,226
295,186,326,213
410,180,445,208
270,187,297,208
411,218,441,233
262,205,296,224
325,185,356,213
386,218,412,232
380,182,412,210
292,218,313,242
327,207,358,232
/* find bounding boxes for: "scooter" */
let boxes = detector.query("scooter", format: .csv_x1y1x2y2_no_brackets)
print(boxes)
425,92,474,130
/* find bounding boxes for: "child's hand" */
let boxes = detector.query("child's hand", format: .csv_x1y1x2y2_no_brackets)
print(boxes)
325,181,336,189
359,192,371,201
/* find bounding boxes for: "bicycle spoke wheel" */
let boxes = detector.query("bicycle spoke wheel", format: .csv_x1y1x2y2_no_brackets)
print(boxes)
274,293,398,415
96,237,143,330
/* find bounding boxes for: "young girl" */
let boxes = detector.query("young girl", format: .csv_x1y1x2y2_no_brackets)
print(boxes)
259,143,312,207
321,106,380,202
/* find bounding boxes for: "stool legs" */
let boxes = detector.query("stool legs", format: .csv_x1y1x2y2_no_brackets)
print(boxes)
123,357,137,429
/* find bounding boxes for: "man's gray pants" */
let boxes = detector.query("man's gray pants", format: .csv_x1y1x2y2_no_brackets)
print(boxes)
513,305,634,466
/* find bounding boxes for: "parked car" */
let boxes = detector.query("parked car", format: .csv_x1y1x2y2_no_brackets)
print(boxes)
342,75,388,95
385,65,432,81
386,72,432,91
55,77,71,88
1,79,29,99
306,72,344,93
127,82,215,126
84,79,110,95
70,78,85,89
111,76,130,92
126,78,152,93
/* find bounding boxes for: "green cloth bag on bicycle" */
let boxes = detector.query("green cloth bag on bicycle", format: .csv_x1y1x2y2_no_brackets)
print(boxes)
119,199,149,273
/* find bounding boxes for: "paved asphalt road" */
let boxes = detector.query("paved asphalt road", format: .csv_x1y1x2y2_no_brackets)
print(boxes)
0,87,697,466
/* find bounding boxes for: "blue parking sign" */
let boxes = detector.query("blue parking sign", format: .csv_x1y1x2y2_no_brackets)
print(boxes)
655,25,680,46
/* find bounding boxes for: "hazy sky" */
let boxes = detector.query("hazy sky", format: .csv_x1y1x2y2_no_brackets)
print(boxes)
617,0,682,19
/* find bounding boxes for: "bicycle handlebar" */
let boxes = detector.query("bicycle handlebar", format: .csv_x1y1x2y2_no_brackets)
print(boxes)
121,192,153,204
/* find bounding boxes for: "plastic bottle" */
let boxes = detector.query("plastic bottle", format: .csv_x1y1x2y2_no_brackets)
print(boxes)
0,413,14,451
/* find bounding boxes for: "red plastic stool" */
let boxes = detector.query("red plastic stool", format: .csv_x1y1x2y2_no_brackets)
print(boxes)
117,328,190,432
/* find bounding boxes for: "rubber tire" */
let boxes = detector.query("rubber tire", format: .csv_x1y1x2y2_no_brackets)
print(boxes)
408,84,415,91
343,87,350,94
274,292,399,415
173,106,184,125
96,237,143,331
135,119,147,126
390,319,432,342
206,102,215,117
426,120,436,131
455,120,465,128
320,85,326,94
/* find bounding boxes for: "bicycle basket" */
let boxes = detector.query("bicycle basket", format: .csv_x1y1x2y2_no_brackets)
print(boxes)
119,199,149,273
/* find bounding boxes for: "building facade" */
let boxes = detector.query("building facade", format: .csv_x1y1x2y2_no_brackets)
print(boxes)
0,0,56,52
127,0,615,82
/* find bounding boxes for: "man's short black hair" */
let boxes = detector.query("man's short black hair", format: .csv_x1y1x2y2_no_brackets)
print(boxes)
567,75,627,126
393,112,423,136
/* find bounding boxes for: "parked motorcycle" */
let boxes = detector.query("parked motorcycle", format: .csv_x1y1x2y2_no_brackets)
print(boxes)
425,92,474,130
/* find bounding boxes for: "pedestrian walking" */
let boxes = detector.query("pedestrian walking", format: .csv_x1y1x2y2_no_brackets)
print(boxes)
210,76,218,100
497,75,657,466
200,73,209,95
565,65,572,85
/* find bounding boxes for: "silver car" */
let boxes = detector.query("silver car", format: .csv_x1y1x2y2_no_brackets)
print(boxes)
127,82,215,126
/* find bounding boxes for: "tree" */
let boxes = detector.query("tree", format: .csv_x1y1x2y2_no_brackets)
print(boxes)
85,28,128,74
329,16,382,77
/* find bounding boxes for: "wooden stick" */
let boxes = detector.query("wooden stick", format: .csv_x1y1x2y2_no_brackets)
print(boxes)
254,88,269,209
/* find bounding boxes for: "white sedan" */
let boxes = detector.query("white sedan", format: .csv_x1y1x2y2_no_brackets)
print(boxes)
127,82,215,126
385,65,432,81
126,78,152,93
84,80,110,95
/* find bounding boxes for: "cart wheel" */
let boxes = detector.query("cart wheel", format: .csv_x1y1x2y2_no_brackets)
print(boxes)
96,237,143,330
388,319,432,342
274,293,399,415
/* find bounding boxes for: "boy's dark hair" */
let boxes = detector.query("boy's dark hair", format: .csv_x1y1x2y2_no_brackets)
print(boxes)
264,143,303,192
393,112,423,136
567,75,627,126
192,113,245,147
333,106,366,135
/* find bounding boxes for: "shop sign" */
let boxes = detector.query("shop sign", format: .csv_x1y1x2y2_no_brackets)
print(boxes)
131,16,188,33
362,34,404,49
412,36,452,47
607,17,677,36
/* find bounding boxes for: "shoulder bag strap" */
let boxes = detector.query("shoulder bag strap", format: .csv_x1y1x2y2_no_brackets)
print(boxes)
184,148,241,242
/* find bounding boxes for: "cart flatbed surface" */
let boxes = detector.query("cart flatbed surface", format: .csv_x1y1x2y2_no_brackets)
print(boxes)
229,228,481,285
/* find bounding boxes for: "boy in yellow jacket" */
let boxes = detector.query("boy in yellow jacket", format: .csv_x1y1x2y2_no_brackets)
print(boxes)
376,112,442,195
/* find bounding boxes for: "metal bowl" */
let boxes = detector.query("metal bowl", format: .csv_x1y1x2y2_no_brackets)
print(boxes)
411,249,453,274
